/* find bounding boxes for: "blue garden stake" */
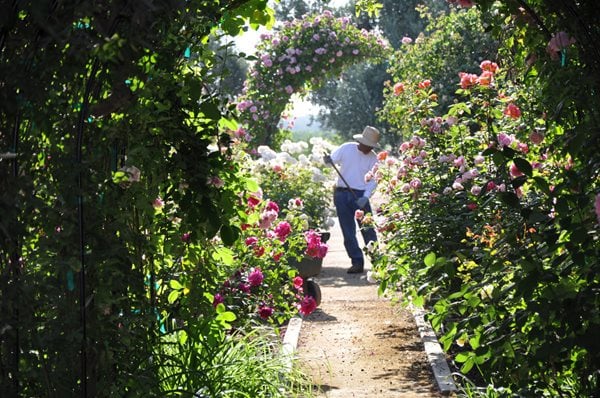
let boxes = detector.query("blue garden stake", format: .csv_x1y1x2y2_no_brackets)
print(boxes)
184,47,191,59
66,269,75,291
561,49,567,67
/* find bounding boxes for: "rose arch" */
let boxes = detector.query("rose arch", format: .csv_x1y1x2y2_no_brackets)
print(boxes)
235,10,390,147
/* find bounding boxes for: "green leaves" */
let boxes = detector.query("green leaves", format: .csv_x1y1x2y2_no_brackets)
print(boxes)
355,0,383,18
219,224,240,246
513,157,533,177
424,252,436,267
454,347,491,374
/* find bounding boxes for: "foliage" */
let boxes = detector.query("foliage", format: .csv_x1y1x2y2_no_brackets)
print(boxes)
236,10,390,147
156,326,316,397
0,0,318,396
248,137,337,230
372,1,600,392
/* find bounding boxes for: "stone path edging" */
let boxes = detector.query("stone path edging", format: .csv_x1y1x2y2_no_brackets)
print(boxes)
411,305,458,394
281,316,303,372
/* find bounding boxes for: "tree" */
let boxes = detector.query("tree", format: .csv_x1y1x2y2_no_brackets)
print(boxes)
209,37,249,100
312,62,388,137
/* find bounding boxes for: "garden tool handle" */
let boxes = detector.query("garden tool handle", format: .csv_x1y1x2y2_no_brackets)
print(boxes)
326,152,359,201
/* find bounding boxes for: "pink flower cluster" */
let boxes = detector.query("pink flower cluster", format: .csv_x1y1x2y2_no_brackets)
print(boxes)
459,60,499,89
496,132,528,153
304,230,328,258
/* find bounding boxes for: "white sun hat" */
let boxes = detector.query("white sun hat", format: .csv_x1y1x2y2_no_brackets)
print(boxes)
353,126,381,148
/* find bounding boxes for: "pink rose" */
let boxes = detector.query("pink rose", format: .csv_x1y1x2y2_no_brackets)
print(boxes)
298,296,317,316
459,72,478,89
248,268,264,287
393,82,405,95
274,221,292,241
410,178,422,190
245,236,258,246
266,200,279,213
258,305,274,320
479,60,498,73
504,103,521,119
293,276,304,290
212,293,224,308
477,71,493,86
529,130,544,144
510,163,523,177
498,133,514,148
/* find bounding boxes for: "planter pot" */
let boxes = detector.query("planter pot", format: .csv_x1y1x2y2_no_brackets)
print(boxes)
289,255,323,278
288,231,330,278
287,231,330,308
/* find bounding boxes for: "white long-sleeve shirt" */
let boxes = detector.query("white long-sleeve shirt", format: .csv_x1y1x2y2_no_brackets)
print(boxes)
330,142,378,198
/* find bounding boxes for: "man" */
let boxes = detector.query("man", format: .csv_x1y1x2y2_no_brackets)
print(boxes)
324,126,380,274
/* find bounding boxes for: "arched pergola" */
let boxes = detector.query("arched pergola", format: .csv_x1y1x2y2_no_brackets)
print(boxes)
236,10,390,146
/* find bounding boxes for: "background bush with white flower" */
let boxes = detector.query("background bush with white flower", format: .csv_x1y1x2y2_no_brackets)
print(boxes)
249,137,337,231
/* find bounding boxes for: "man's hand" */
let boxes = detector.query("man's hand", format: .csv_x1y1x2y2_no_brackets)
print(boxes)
356,196,368,209
323,154,333,164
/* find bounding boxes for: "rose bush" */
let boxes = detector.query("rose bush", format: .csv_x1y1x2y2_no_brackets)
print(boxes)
372,40,599,396
208,193,328,327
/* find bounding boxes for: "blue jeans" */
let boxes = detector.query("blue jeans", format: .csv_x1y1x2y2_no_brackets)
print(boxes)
333,189,377,267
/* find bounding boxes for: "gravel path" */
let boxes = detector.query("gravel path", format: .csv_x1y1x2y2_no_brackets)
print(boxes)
295,222,448,397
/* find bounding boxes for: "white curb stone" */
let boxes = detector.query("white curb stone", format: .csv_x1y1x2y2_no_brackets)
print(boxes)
411,305,458,394
281,316,303,372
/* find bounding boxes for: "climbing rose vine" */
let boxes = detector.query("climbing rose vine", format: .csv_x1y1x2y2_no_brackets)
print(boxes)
236,10,390,146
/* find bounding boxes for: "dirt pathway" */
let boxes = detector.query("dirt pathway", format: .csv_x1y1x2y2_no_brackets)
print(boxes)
296,223,446,397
